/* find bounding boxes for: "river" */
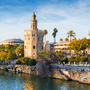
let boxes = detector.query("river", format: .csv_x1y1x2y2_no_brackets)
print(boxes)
0,70,90,90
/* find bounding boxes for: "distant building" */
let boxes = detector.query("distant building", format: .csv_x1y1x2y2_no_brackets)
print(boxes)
43,41,50,52
49,42,55,51
1,38,24,45
54,41,74,54
24,12,44,59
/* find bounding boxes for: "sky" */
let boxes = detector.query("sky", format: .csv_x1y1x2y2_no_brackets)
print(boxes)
0,0,90,43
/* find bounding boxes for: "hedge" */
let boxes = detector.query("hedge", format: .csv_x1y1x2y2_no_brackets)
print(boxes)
60,57,68,63
69,56,88,62
16,57,37,65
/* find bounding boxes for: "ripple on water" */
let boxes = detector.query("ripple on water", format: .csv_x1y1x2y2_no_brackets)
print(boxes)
0,70,90,90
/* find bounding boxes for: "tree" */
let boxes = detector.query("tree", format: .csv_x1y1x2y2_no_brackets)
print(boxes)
65,38,69,41
0,45,5,52
88,29,90,38
68,38,90,54
52,28,58,43
59,38,63,42
54,28,58,33
15,44,24,57
44,29,48,41
6,53,17,61
52,32,56,43
67,30,75,42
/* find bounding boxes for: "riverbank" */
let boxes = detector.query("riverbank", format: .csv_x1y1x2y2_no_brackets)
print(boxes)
0,64,90,84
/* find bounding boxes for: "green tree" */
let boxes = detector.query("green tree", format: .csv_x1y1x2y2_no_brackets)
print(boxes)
68,38,90,54
67,30,75,42
52,28,58,43
6,53,17,61
54,28,58,33
59,38,63,42
0,45,5,52
52,32,56,43
44,29,48,41
65,38,69,41
15,44,24,57
0,52,7,61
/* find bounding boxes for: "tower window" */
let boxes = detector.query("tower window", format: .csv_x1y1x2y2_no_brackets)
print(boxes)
33,46,35,49
32,34,35,37
28,38,30,40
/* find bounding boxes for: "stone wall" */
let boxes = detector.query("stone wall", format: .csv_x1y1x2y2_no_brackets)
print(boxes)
0,65,90,84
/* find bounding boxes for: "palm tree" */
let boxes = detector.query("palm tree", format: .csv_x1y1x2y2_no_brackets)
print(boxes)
44,29,48,41
67,30,75,42
88,29,90,38
65,38,69,41
59,38,63,42
52,28,58,43
52,32,56,43
67,30,75,56
54,28,58,33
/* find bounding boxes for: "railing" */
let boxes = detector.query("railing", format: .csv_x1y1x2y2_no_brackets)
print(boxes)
68,62,90,66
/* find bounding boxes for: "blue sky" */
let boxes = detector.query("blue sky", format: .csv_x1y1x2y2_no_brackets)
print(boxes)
0,0,90,42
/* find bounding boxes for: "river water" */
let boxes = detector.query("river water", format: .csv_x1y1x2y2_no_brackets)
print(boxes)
0,70,90,90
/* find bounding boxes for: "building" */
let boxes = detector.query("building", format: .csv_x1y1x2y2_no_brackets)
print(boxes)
54,41,70,52
49,42,55,51
24,12,44,59
54,41,74,55
1,38,24,45
43,41,50,52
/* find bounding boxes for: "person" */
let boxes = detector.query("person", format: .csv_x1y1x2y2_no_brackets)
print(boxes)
82,69,84,72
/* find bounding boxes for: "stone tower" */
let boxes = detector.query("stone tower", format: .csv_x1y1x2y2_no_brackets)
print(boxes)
24,12,44,59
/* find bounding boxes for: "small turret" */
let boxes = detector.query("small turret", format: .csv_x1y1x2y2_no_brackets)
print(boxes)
31,12,37,30
32,12,36,20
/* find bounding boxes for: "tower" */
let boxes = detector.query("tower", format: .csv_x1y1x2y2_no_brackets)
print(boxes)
24,12,44,60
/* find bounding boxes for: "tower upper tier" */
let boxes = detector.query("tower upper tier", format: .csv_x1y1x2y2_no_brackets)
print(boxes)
31,12,37,30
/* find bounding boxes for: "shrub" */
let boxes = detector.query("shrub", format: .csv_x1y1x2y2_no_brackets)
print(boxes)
74,57,80,62
16,57,29,64
80,56,88,62
16,57,37,65
28,59,37,65
69,56,75,62
60,57,68,63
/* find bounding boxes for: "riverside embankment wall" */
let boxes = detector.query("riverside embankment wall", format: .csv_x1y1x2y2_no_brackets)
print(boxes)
0,65,90,84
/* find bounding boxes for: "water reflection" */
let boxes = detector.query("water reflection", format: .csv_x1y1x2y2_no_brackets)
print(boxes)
0,70,90,90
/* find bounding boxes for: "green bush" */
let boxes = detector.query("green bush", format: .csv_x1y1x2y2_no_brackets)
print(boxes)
69,56,75,62
16,57,25,64
80,56,88,62
16,57,37,65
28,59,37,65
60,57,68,63
68,56,88,62
74,57,80,62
